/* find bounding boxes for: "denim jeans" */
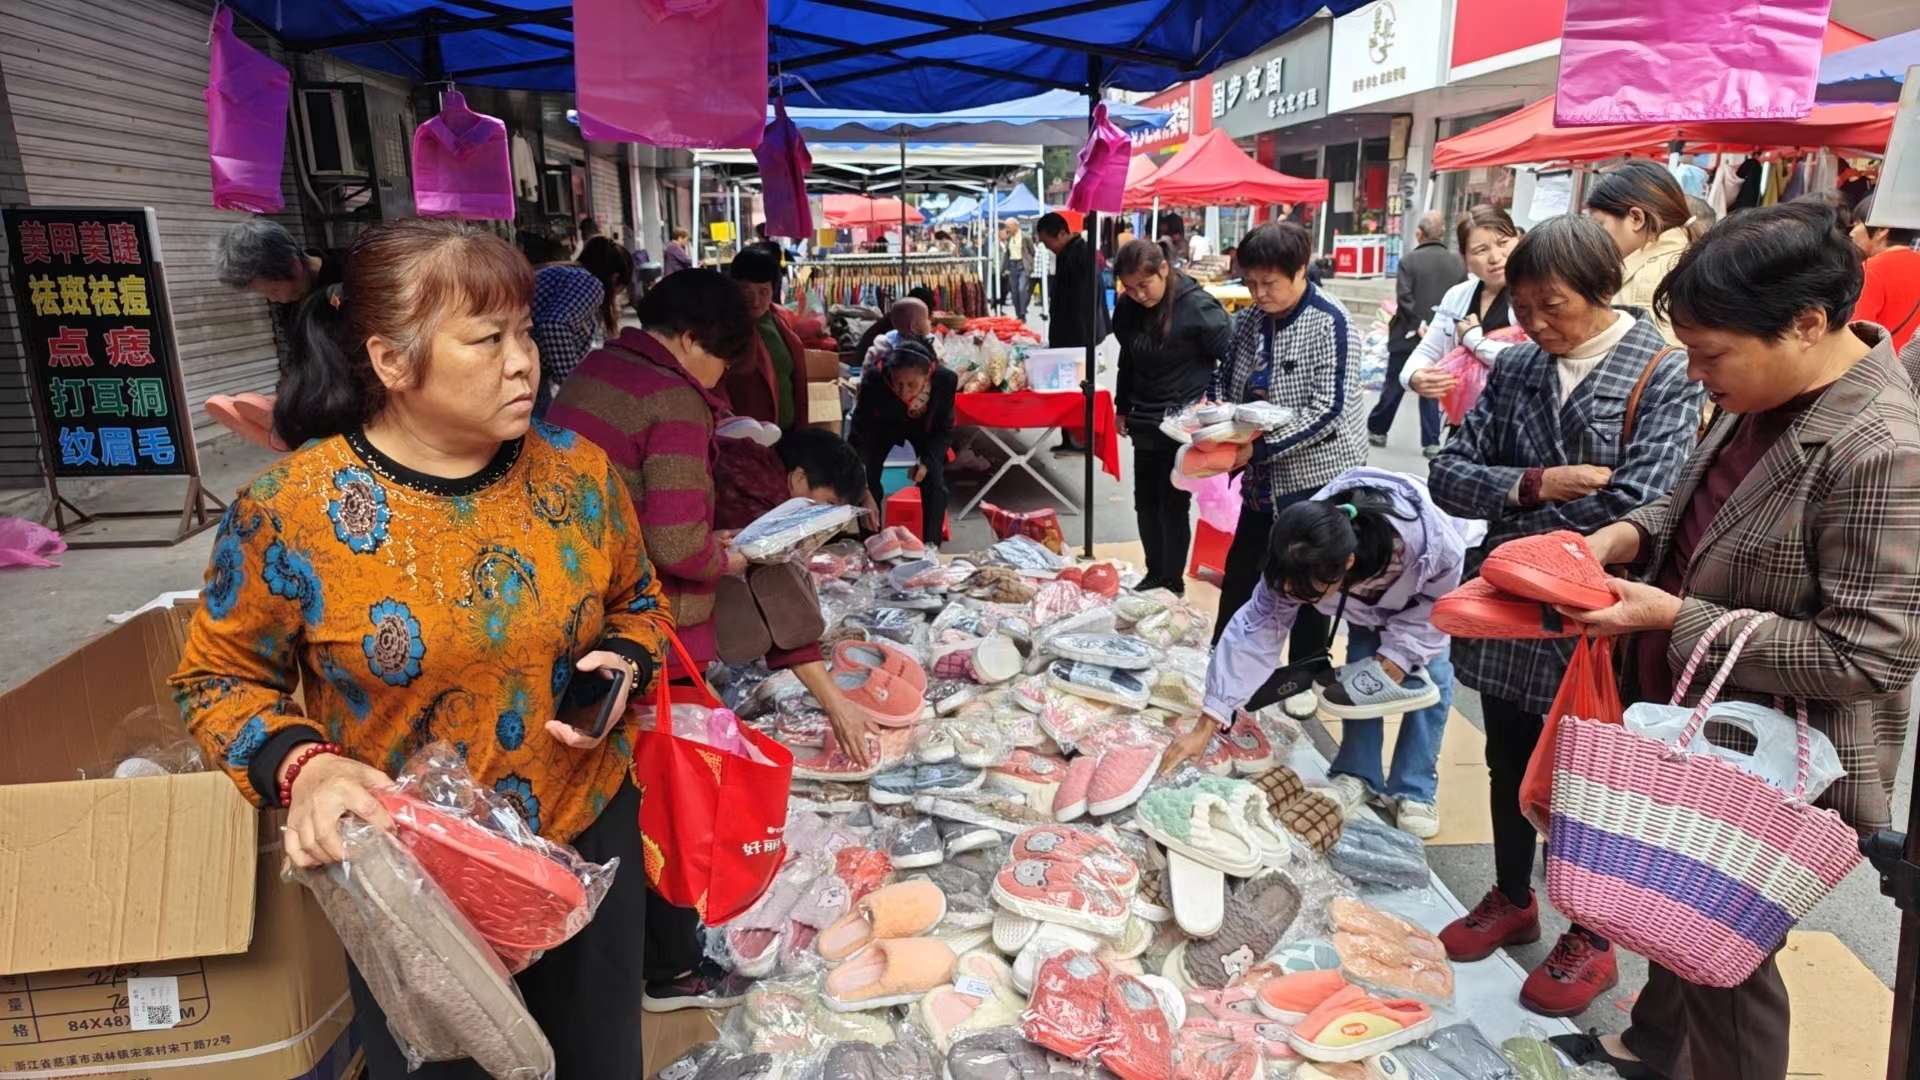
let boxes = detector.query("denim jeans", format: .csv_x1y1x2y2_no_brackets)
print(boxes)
1328,624,1453,802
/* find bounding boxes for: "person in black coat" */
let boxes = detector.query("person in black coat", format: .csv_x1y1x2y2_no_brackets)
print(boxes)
1112,239,1231,594
1037,212,1109,350
1369,211,1465,455
850,337,957,544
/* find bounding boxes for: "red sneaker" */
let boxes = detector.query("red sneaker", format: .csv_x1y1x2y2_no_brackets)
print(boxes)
1520,930,1618,1017
1439,888,1542,962
1480,531,1615,611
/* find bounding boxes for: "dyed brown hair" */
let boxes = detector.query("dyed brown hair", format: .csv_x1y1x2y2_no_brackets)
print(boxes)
274,219,533,446
1455,204,1520,254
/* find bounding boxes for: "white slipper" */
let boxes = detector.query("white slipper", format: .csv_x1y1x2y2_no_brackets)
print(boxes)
991,909,1040,954
1135,788,1264,877
1046,633,1158,671
1166,849,1226,938
1012,923,1105,994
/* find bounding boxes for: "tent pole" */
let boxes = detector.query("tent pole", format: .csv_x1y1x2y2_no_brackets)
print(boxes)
899,127,909,287
990,175,1000,312
1083,58,1100,560
1037,160,1050,317
1151,196,1159,240
692,163,703,265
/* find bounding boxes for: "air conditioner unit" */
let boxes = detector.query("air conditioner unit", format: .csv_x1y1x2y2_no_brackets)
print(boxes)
297,85,370,177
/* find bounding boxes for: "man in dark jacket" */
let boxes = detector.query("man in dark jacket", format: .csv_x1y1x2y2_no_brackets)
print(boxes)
1038,212,1109,454
1368,211,1464,456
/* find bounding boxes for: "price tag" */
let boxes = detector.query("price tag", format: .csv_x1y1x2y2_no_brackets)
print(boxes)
127,976,180,1031
953,975,993,999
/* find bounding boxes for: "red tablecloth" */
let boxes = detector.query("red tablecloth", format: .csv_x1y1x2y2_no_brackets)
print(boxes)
953,390,1121,480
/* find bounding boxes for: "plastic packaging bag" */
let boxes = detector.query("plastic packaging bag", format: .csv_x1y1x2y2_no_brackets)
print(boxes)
380,743,618,973
989,534,1067,573
1522,634,1620,833
1330,818,1432,891
296,818,555,1078
0,516,64,569
1328,896,1455,1007
204,7,290,212
735,498,862,563
75,704,206,780
574,0,768,149
1624,698,1843,801
411,91,514,220
1191,471,1243,533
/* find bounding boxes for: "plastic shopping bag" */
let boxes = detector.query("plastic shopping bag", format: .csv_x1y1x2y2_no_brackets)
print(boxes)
0,516,64,569
633,632,795,923
1520,634,1620,834
574,0,768,149
204,7,290,213
412,91,514,220
1067,102,1130,213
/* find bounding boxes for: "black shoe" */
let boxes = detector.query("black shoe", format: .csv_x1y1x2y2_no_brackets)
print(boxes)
643,959,755,1013
1548,1032,1664,1079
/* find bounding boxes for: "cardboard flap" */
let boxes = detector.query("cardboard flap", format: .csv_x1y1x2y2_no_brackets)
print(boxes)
0,772,257,975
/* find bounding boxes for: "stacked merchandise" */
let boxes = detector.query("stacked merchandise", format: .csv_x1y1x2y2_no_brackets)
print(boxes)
655,520,1615,1080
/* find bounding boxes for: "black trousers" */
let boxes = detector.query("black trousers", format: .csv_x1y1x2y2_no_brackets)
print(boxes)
347,780,647,1079
1623,955,1790,1080
1368,351,1442,447
1482,695,1548,902
1212,495,1330,712
861,434,948,543
1128,421,1191,591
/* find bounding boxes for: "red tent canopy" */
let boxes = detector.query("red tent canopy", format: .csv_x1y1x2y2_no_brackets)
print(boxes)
822,194,925,227
1433,22,1888,171
1124,154,1159,191
1124,130,1328,208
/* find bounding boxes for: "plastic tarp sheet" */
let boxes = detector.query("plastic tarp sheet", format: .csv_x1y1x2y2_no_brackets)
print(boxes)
1123,129,1327,208
778,89,1170,146
220,0,1365,113
1819,27,1920,103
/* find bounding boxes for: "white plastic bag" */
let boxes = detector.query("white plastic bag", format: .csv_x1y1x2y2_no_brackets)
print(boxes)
1623,699,1843,802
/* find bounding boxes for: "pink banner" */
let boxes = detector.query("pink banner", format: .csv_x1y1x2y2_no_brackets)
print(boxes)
204,7,290,213
1555,0,1831,126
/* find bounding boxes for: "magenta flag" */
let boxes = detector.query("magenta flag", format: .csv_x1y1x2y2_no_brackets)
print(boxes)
412,92,515,221
575,0,767,149
1555,0,1832,126
754,99,814,238
205,7,290,213
1067,104,1130,214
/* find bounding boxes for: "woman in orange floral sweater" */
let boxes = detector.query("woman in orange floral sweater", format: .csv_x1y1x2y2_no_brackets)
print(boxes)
171,220,671,1080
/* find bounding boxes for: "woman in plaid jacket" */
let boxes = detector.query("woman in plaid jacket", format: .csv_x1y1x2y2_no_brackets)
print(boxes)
1559,203,1920,1080
1428,215,1703,1018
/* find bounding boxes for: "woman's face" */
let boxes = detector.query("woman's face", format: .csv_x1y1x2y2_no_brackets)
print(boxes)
739,279,774,321
1587,207,1645,258
1244,265,1308,316
1677,315,1827,415
1850,221,1888,258
890,366,930,404
1118,265,1170,309
1510,278,1611,356
1463,227,1517,289
382,304,539,444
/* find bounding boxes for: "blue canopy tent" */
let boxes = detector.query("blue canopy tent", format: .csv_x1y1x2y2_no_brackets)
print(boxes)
1818,28,1918,103
929,195,979,226
220,0,1364,554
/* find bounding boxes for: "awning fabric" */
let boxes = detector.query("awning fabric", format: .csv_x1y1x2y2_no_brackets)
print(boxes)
1434,23,1890,171
778,90,1169,146
1819,27,1919,102
822,194,924,227
221,1,1366,113
1123,130,1328,208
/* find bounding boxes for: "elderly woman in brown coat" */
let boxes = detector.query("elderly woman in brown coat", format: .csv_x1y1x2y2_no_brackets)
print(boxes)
1559,202,1920,1079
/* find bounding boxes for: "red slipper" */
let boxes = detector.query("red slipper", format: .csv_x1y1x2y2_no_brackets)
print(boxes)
1432,577,1586,641
1479,531,1615,610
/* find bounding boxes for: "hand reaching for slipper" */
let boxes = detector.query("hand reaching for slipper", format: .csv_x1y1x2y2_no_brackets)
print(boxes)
1159,714,1220,776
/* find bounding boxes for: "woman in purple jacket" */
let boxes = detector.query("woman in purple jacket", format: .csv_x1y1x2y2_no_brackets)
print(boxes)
1164,466,1479,838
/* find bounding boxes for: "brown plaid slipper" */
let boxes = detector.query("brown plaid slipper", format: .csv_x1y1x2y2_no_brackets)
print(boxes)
1250,766,1344,855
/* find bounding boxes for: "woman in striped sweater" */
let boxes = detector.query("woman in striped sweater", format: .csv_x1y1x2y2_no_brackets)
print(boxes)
546,267,764,1011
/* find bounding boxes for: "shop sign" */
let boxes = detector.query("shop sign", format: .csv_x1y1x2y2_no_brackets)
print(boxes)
1449,0,1566,81
2,208,192,478
1211,23,1332,138
1328,0,1448,115
1131,77,1212,155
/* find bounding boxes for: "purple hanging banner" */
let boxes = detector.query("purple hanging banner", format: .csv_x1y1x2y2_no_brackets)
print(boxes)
204,7,290,213
1555,0,1832,126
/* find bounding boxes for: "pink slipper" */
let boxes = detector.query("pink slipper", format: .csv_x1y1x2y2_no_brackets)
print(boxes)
1103,974,1175,1080
1021,950,1114,1060
791,734,884,781
204,394,287,452
832,639,929,697
823,937,957,1011
832,665,924,729
986,749,1069,815
1224,714,1276,775
816,879,947,963
1053,755,1097,822
1086,741,1166,817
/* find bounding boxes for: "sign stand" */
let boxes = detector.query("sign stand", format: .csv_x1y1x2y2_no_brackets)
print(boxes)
4,207,226,549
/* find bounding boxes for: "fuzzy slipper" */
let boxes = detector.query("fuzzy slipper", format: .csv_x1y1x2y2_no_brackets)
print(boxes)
1135,786,1263,877
833,639,929,698
1255,969,1351,1024
993,849,1134,938
916,951,1025,1053
832,665,924,729
714,574,775,664
1014,923,1108,995
932,635,1024,684
1180,874,1302,989
1021,950,1114,1060
817,879,948,963
751,562,827,650
823,937,958,1011
1101,974,1176,1080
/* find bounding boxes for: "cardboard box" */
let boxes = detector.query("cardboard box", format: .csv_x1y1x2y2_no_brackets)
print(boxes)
807,381,845,432
0,605,354,1078
803,348,841,381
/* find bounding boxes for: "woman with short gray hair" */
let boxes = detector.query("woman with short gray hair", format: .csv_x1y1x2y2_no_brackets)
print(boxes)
214,217,344,308
1427,213,1704,1017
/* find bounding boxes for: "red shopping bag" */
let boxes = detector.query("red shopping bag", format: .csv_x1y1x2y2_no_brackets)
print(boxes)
1519,633,1620,834
632,632,794,924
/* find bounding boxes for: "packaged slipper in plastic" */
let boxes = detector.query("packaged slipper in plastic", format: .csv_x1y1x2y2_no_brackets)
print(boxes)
735,497,863,563
1045,632,1157,671
990,534,1067,573
1048,660,1151,710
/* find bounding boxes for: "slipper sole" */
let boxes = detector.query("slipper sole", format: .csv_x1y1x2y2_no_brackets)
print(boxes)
1482,561,1615,611
1165,851,1226,938
1288,1013,1436,1063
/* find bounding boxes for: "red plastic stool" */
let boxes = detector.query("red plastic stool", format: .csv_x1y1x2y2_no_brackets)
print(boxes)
1187,518,1234,585
885,486,952,543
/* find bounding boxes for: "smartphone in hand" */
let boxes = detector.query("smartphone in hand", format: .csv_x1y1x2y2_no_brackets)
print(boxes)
556,666,628,740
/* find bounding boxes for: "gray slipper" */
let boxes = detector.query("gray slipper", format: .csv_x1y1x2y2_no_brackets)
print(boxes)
1180,872,1301,989
947,1025,1095,1079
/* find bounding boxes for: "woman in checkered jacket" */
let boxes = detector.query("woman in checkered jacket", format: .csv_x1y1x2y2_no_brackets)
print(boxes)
1427,214,1703,1019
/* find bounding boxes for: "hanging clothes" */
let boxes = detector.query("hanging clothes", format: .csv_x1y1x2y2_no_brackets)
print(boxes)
205,6,291,213
511,135,539,201
755,98,814,239
412,91,514,220
801,259,987,318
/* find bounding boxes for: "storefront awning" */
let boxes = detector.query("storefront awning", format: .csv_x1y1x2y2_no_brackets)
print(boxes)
779,90,1169,146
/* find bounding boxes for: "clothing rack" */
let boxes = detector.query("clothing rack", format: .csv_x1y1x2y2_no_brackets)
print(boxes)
796,255,988,318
